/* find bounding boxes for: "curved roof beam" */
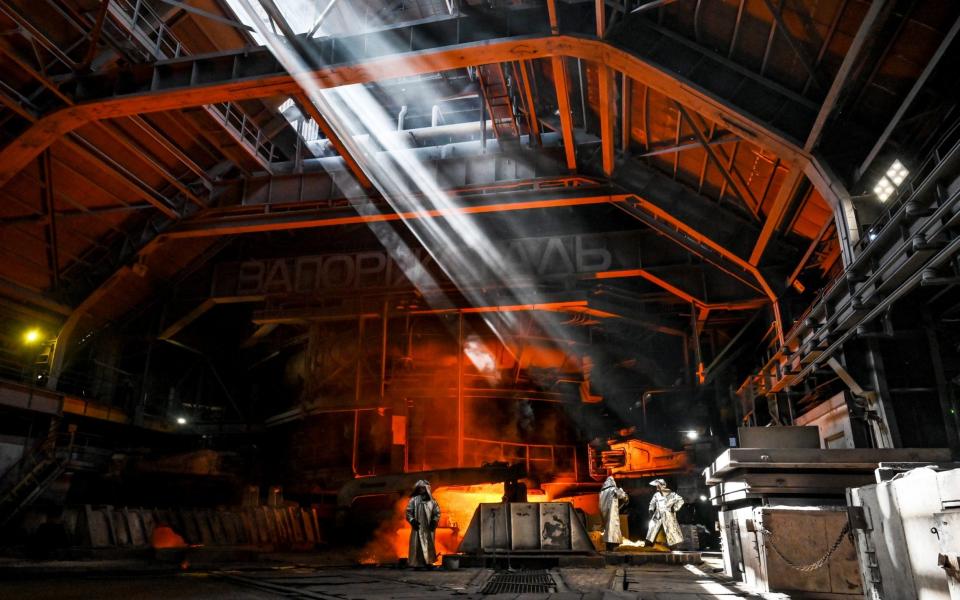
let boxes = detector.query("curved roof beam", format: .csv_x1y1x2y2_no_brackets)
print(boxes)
0,34,811,189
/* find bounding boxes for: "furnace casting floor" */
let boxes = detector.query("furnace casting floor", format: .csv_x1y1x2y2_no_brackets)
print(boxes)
0,557,790,599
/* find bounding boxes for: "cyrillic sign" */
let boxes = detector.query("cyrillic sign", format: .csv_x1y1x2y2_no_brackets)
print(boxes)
211,230,648,297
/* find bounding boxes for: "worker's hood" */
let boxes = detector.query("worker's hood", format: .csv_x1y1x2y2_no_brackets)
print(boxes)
600,476,618,491
411,479,434,500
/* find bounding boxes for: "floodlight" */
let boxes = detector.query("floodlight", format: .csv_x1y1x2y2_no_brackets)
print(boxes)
873,159,909,202
685,430,699,441
873,179,894,203
176,417,187,425
22,328,41,345
886,159,909,186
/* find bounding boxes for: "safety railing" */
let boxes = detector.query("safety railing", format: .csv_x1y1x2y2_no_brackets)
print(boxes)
108,0,278,166
417,435,577,478
0,427,71,499
109,0,184,59
0,428,113,525
0,428,111,487
209,102,278,163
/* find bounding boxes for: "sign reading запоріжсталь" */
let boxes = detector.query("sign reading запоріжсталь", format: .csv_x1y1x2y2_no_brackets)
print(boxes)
211,230,653,298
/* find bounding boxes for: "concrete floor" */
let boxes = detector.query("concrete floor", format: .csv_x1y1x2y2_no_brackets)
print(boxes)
0,557,786,599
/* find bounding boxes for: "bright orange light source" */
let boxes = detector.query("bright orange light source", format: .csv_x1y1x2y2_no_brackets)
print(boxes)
22,328,42,345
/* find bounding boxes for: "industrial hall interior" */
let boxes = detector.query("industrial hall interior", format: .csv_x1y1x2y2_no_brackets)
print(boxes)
0,0,959,598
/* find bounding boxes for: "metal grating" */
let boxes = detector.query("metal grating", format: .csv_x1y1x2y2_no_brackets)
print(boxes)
481,570,557,594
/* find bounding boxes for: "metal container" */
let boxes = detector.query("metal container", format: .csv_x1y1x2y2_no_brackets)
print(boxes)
848,467,960,600
458,502,595,553
753,506,862,597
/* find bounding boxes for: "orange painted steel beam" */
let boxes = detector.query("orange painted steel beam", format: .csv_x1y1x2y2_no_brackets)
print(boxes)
678,104,759,216
621,74,632,154
0,36,808,190
595,0,606,36
750,167,803,265
295,94,373,189
0,44,197,215
594,268,766,311
627,195,783,342
411,300,615,316
547,0,559,33
591,0,619,179
517,60,542,146
551,56,578,172
159,185,773,315
166,193,626,238
597,267,696,304
598,64,617,176
158,185,776,321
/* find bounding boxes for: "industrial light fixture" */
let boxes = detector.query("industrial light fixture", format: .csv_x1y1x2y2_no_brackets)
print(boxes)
886,159,909,185
699,495,708,502
872,159,909,203
22,328,42,345
684,430,699,441
176,417,188,425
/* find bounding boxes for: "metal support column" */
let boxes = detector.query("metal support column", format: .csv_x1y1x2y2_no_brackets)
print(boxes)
353,316,365,475
552,57,577,172
380,300,389,403
865,340,900,448
38,151,59,291
690,303,703,383
924,311,960,451
457,312,464,467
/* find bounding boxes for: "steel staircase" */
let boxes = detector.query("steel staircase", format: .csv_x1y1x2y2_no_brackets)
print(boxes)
477,64,520,142
106,0,279,168
0,424,73,527
0,423,106,527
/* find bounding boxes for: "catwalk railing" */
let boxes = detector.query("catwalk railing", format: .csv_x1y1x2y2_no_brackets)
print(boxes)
741,118,960,399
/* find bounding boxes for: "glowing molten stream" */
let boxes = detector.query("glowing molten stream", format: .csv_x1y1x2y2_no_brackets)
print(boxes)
358,483,546,565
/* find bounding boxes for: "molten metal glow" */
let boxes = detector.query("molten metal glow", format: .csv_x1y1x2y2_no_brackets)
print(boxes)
463,336,497,374
358,483,545,565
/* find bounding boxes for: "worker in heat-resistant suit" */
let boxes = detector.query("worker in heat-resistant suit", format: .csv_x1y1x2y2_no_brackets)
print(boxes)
405,479,441,569
599,476,629,551
645,478,685,548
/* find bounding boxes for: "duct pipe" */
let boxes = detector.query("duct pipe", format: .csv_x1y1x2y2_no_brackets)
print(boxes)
480,97,487,152
310,120,495,155
431,105,443,127
397,105,408,131
301,132,562,173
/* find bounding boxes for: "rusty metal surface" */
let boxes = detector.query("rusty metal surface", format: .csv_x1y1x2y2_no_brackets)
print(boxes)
459,501,594,553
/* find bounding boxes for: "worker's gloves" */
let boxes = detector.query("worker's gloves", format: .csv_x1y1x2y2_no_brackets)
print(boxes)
411,520,420,530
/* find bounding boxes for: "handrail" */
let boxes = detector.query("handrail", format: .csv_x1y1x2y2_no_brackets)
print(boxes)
853,118,960,255
108,0,278,165
0,427,69,495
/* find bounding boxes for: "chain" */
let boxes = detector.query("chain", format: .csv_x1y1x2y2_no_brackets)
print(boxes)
759,521,851,573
